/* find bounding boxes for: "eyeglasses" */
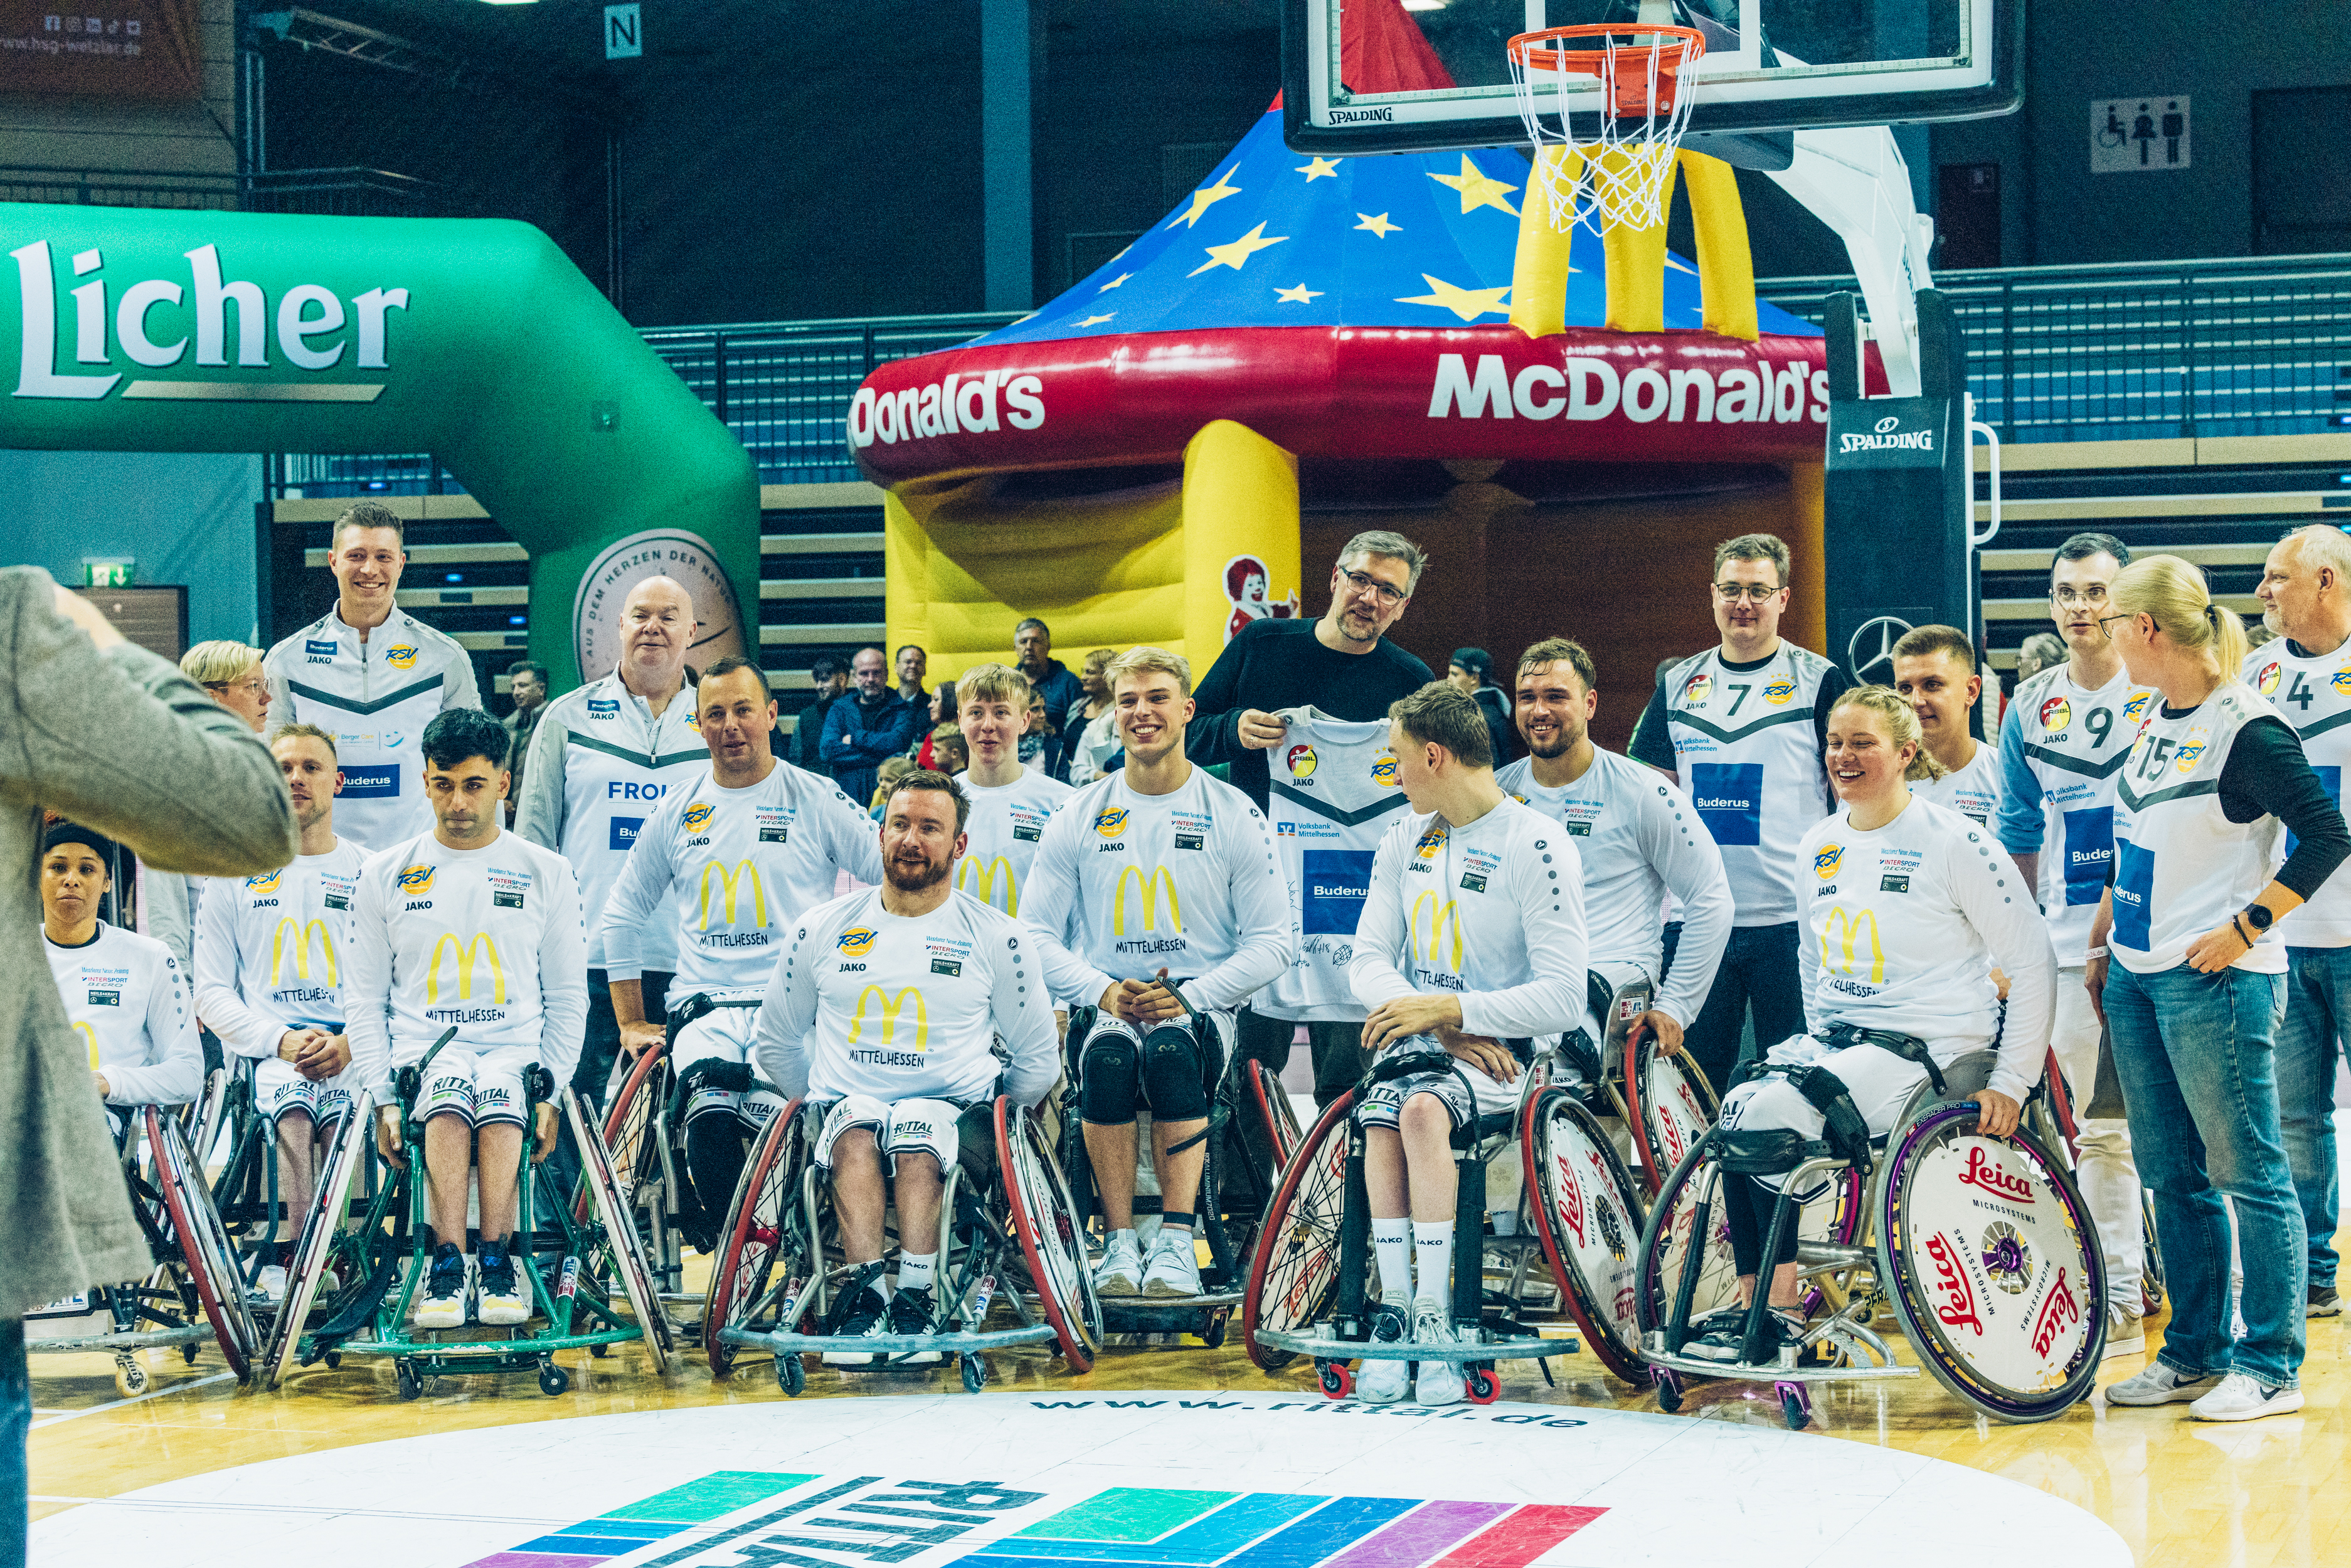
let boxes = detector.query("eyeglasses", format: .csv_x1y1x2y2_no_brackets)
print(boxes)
1712,583,1782,603
2093,611,2138,635
207,678,268,698
1339,567,1408,607
2051,585,2111,607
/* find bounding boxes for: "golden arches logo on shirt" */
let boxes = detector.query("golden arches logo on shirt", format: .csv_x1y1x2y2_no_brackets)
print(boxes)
2256,662,2283,697
1681,672,1713,706
1113,865,1183,934
396,863,435,896
427,932,507,1005
2038,696,2071,732
682,802,715,832
2175,726,2210,774
270,918,339,989
1814,844,1845,881
1287,744,1318,780
1409,891,1465,970
699,859,769,930
1093,807,1130,839
1820,908,1885,985
1763,679,1796,706
1372,753,1401,788
245,869,284,895
74,1020,98,1069
836,927,878,958
956,856,1018,913
848,985,927,1051
385,644,419,670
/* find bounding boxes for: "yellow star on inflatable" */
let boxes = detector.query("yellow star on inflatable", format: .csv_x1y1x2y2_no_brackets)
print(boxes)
1098,272,1133,291
1296,156,1342,181
1076,313,1116,327
1275,283,1324,303
1169,167,1243,229
1355,211,1401,238
1430,155,1521,217
1396,273,1512,321
1190,222,1288,277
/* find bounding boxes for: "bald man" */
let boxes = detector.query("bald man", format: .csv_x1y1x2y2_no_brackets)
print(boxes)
517,576,708,1135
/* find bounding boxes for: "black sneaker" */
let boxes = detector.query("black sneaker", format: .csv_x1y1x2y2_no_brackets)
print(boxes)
2310,1285,2343,1318
822,1283,889,1367
1685,1306,1781,1365
415,1242,468,1329
888,1287,942,1365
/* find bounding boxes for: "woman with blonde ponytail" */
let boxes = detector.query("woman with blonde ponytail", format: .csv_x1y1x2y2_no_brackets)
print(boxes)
2094,554,2350,1420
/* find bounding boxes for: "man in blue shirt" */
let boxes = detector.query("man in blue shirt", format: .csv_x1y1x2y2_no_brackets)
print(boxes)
820,645,921,807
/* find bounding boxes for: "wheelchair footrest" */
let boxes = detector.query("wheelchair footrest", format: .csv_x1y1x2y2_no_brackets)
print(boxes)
24,1326,210,1355
1639,1345,1918,1385
1253,1326,1563,1362
726,1323,1058,1356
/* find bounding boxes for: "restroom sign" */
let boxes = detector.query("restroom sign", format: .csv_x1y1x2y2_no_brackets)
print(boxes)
2091,97,2190,173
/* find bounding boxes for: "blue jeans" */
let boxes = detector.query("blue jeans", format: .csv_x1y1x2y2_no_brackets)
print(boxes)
1682,922,1805,1097
2279,945,2351,1290
3,1319,26,1568
2104,961,2306,1387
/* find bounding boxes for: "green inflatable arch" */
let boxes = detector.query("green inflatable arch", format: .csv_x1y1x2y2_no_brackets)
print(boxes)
1,203,758,689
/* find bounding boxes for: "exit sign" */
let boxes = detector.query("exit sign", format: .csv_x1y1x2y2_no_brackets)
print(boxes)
605,3,640,59
83,559,134,588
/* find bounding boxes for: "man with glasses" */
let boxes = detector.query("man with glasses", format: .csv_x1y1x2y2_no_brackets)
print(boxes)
1994,529,2150,1353
1189,532,1434,1106
1629,533,1850,1094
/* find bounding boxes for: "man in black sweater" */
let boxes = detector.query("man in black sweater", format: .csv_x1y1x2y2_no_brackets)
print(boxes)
1188,529,1433,1106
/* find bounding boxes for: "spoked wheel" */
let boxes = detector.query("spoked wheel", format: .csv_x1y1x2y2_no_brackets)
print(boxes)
1244,1059,1305,1172
262,1098,373,1388
569,1091,675,1372
1623,1029,1719,1196
1521,1086,1650,1380
1241,1091,1353,1372
704,1102,809,1375
999,1098,1102,1372
590,1049,671,1225
145,1109,260,1380
184,1064,234,1165
1877,1106,2106,1422
1631,1142,1741,1345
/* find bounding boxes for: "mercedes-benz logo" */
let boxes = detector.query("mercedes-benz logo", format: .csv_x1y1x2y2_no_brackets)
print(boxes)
1848,615,1913,684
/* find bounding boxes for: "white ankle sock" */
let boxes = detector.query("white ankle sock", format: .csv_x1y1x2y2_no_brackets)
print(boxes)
1413,1222,1453,1305
1372,1219,1411,1299
896,1251,937,1293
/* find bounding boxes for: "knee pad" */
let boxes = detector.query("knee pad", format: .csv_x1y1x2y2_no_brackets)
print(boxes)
1138,1022,1209,1121
676,1058,754,1131
1080,1020,1141,1125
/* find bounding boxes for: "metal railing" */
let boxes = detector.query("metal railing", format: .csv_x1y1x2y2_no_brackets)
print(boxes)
1,164,457,217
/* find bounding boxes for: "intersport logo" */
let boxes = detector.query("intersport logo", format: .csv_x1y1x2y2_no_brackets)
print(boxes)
1837,413,1934,455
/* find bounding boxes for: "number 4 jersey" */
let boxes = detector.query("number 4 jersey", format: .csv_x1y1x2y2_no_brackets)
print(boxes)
1260,707,1412,1021
2246,640,2351,945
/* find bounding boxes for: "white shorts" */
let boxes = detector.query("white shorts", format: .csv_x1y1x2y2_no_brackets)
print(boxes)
671,993,788,1135
1354,1041,1522,1130
419,1043,537,1130
1717,1032,1932,1188
813,1095,972,1172
255,1056,358,1128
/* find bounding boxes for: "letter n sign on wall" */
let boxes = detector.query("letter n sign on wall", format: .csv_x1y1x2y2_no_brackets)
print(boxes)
605,4,642,60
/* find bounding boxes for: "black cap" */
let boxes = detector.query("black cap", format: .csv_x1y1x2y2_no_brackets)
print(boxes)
1449,648,1494,682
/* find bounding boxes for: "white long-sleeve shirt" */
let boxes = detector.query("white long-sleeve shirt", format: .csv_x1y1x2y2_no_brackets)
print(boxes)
1797,797,2054,1106
46,922,203,1107
1349,798,1588,1041
754,886,1059,1108
193,839,368,1059
1019,766,1295,1013
951,766,1074,917
343,829,588,1096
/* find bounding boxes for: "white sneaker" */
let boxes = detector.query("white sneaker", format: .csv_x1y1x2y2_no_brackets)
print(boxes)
2107,1361,2223,1406
2103,1307,2146,1360
1355,1301,1411,1404
2188,1371,2304,1422
253,1265,287,1305
1411,1299,1462,1406
1142,1232,1202,1298
1094,1232,1143,1297
412,1244,469,1330
475,1246,531,1327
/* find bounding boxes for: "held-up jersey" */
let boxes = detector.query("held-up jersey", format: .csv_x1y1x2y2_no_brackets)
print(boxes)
1495,748,1733,1029
193,839,368,1058
2245,641,2351,946
952,766,1073,917
1260,708,1411,1022
600,761,884,996
45,923,203,1106
1798,798,2054,1106
2111,686,2290,975
1645,644,1837,926
1349,799,1588,1041
343,829,588,1095
1021,766,1295,1014
262,606,480,849
753,887,1058,1108
516,675,709,971
1914,741,2002,827
1995,664,2150,962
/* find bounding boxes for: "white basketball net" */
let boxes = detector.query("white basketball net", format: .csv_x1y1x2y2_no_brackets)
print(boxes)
1508,29,1702,236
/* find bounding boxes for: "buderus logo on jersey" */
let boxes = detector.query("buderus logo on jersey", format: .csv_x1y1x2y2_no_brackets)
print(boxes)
2039,696,2071,733
587,697,620,719
2256,662,2283,697
1814,844,1844,881
1689,763,1763,846
1093,808,1128,839
2112,842,2155,949
610,817,644,850
385,644,418,670
340,764,397,798
303,638,337,663
1764,679,1796,706
1286,744,1317,780
1301,850,1372,935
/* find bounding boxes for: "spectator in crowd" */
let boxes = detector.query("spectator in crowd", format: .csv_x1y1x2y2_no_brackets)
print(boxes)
1189,529,1434,1101
870,754,917,818
822,645,922,808
894,644,929,707
914,681,958,761
1014,618,1086,777
1447,647,1517,766
793,654,851,778
1064,648,1120,785
2014,632,2066,686
2,571,297,1562
147,641,272,970
501,660,548,824
1021,691,1051,767
933,730,970,776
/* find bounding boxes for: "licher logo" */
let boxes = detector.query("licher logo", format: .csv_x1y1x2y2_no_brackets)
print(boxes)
1763,679,1796,706
957,856,1018,914
1409,891,1463,969
836,927,878,958
1958,1145,2036,1204
699,859,769,930
270,918,337,989
682,802,715,831
1820,908,1884,984
244,869,283,894
1093,807,1130,839
2122,690,2153,723
1681,672,1713,706
395,863,435,896
1287,744,1317,779
2039,696,2071,731
2175,725,2209,773
385,644,418,670
1814,844,1844,881
848,985,926,1051
426,931,505,1005
1372,753,1401,787
1113,865,1182,934
1414,824,1447,856
2257,662,2282,696
1923,1230,1984,1336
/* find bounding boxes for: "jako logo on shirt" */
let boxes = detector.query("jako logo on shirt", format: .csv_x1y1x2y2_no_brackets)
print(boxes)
682,802,714,831
2256,663,2282,696
385,645,418,670
1764,679,1796,705
396,864,435,895
836,927,878,958
1372,754,1401,787
1287,744,1317,779
2039,696,2071,731
587,698,620,719
245,868,284,894
1815,844,1844,881
1093,808,1129,838
1682,672,1713,705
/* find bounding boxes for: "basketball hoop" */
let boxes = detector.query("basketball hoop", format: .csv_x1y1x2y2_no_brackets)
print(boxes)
1507,24,1706,235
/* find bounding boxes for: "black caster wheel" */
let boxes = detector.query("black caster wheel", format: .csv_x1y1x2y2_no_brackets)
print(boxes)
1780,1389,1809,1431
1653,1370,1682,1414
539,1362,571,1397
395,1362,424,1401
1199,1311,1228,1349
777,1353,806,1397
1316,1359,1352,1399
961,1354,987,1394
590,1343,610,1359
181,1344,201,1366
324,1351,342,1370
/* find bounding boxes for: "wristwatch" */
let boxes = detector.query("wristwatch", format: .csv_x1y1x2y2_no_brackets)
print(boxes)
2244,904,2275,932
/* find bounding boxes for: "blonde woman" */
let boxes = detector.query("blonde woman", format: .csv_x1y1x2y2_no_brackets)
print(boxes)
1063,649,1120,785
1691,686,2054,1363
2093,555,2348,1421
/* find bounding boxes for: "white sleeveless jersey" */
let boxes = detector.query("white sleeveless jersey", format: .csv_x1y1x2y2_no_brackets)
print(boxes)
2111,685,2289,975
1021,766,1295,1014
262,605,479,850
522,675,709,970
1260,708,1411,1022
1998,664,2151,958
45,922,203,1107
1495,748,1734,1028
1798,799,2053,1104
2246,640,2351,946
343,829,589,1094
192,838,368,1058
1913,741,2002,827
753,887,1059,1108
952,766,1074,917
1653,644,1837,925
600,761,884,996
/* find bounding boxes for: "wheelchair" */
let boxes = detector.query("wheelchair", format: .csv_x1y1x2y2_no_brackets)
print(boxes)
1633,1043,2108,1429
1241,1030,1653,1399
23,1105,260,1396
286,1031,674,1397
201,1056,373,1316
703,1089,1100,1394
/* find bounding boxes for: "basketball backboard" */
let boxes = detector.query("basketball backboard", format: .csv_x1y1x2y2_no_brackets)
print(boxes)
1280,0,2022,155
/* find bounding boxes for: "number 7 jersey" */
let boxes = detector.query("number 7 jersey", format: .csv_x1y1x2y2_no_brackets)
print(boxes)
2246,640,2351,945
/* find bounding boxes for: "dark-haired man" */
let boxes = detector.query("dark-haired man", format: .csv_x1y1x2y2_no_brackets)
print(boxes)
1014,619,1087,778
1894,625,2001,825
822,646,921,807
501,660,548,823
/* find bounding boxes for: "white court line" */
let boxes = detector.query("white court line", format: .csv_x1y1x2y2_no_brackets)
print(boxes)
29,1371,236,1429
29,1495,575,1526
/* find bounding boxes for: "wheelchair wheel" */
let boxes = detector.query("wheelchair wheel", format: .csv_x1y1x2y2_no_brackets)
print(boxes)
1244,1060,1305,1172
1623,1030,1719,1196
998,1097,1103,1372
1241,1092,1352,1371
145,1108,260,1380
1631,1142,1740,1341
1876,1106,2105,1422
1521,1086,1648,1381
595,1048,671,1219
705,1101,810,1374
569,1091,676,1372
184,1063,233,1164
262,1098,372,1389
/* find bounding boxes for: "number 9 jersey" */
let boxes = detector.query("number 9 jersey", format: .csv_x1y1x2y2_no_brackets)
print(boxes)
1994,663,2153,959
